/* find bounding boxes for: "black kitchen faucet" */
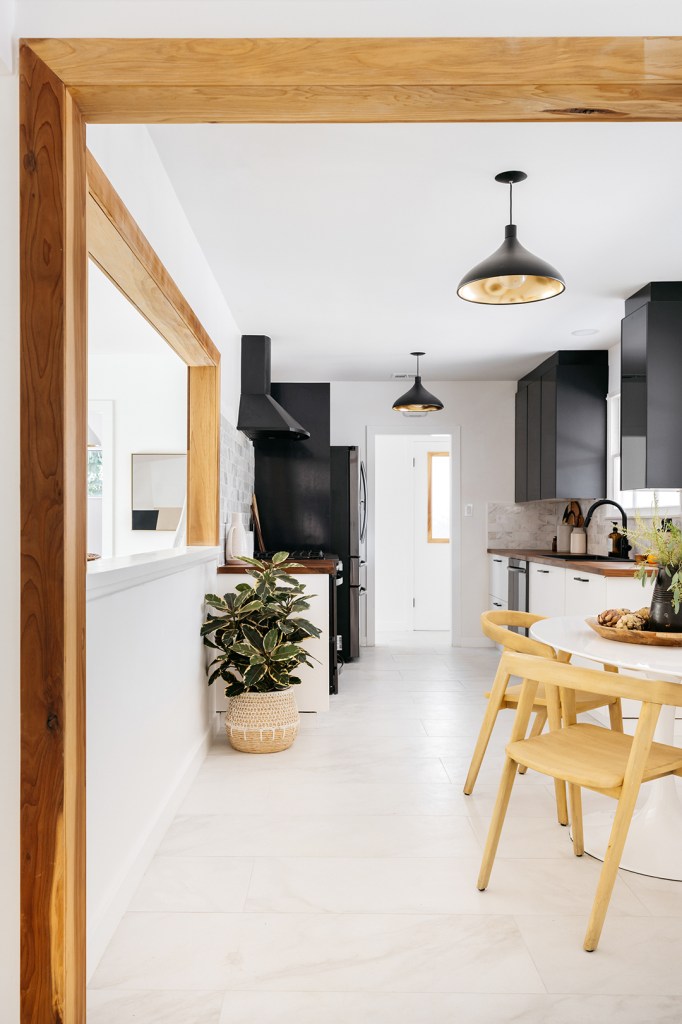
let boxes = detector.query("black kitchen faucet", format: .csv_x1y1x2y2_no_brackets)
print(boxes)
583,500,632,559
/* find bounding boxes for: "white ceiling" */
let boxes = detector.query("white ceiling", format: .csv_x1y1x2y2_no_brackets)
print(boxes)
149,120,682,382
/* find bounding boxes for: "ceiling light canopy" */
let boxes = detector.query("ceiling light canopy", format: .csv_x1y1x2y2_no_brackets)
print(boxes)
392,352,444,413
457,170,565,306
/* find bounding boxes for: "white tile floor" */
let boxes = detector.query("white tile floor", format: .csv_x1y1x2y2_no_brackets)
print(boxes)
88,635,682,1023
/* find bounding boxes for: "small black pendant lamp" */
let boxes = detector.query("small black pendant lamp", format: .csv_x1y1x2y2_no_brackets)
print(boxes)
392,352,444,413
457,170,565,305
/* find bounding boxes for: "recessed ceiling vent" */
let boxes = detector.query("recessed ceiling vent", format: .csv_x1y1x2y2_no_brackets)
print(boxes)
237,335,310,441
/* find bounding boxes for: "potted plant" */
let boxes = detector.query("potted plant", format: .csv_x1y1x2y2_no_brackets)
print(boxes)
628,502,682,632
202,551,322,752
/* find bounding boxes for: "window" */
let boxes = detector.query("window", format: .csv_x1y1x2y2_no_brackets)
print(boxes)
607,393,680,513
87,447,103,497
427,451,450,542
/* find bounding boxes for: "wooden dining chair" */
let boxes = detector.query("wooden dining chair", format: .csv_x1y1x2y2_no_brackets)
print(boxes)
465,611,623,828
477,650,682,951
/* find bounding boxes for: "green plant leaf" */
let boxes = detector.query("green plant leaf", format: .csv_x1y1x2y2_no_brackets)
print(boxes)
243,624,264,650
270,643,301,661
243,663,266,688
204,593,226,609
271,551,289,565
249,654,266,665
263,627,280,653
290,617,321,638
231,641,256,657
225,679,245,697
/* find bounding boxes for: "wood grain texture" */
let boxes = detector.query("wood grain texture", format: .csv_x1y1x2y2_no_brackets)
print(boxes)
23,37,682,124
187,365,221,546
20,43,87,1024
25,36,682,86
86,152,219,367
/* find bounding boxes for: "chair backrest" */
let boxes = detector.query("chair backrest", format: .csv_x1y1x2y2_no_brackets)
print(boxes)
501,651,682,708
481,610,555,659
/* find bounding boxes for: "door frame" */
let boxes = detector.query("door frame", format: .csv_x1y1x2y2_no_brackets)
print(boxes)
19,34,682,1022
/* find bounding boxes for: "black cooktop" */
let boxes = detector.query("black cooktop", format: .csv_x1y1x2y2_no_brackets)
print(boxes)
257,549,336,561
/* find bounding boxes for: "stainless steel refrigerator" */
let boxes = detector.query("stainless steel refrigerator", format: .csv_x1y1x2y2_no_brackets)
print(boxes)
331,446,363,661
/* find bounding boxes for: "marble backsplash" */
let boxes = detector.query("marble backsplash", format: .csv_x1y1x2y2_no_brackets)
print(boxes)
219,415,255,551
488,498,681,557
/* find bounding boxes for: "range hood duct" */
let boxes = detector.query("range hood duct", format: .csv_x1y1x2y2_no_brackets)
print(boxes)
237,335,310,441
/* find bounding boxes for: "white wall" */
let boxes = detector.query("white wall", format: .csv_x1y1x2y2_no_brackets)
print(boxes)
86,124,243,424
86,551,217,975
0,70,19,1024
331,381,516,645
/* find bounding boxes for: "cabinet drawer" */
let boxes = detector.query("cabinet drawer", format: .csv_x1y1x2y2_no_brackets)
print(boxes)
489,555,509,602
489,594,508,613
529,562,565,618
565,572,607,617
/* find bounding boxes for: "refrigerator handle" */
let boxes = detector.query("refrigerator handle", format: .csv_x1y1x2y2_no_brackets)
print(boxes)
359,460,368,543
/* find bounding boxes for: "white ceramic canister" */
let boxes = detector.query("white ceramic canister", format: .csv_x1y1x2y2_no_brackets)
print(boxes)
569,526,587,555
226,513,248,560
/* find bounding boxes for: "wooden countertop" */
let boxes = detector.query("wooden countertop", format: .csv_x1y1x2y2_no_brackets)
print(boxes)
218,559,338,576
487,548,652,578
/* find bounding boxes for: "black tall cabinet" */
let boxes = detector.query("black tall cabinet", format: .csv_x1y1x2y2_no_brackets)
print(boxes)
621,282,682,489
515,351,608,502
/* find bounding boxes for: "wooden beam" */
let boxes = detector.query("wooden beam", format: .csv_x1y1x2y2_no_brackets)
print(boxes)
187,365,221,546
70,82,682,125
20,43,87,1024
25,36,682,123
86,152,220,367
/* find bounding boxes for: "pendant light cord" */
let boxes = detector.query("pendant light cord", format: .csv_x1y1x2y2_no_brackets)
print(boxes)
415,353,420,377
509,181,513,226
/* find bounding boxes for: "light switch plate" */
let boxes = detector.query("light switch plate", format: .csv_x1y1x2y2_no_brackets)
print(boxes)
464,503,473,517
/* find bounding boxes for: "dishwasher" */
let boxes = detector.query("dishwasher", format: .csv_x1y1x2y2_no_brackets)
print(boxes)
507,557,529,635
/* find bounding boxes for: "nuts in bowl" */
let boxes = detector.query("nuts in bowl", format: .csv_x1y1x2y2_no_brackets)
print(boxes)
597,607,650,631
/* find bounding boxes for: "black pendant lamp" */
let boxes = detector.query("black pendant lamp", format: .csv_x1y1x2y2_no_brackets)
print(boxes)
457,170,565,305
392,352,444,413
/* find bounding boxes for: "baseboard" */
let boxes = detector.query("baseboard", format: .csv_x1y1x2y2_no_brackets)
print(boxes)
87,727,210,979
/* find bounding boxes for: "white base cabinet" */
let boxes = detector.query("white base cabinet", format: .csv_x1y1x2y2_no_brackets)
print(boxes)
528,562,566,618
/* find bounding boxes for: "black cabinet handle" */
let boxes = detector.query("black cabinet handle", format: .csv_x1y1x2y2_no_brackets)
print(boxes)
493,601,502,607
537,569,550,574
493,558,503,563
573,576,590,583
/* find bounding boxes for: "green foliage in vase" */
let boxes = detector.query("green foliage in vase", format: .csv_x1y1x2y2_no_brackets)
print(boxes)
202,552,322,697
627,498,682,613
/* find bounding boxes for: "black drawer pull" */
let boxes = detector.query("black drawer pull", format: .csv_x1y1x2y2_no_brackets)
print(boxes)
573,576,590,583
493,601,502,607
493,558,503,563
537,569,550,574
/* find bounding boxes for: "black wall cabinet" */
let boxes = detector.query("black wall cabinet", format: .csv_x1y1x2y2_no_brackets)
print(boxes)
622,282,682,490
515,351,608,503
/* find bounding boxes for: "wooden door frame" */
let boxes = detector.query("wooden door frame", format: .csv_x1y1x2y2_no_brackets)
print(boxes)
19,35,682,1022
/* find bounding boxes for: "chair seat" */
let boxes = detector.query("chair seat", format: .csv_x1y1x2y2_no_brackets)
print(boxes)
485,682,613,711
507,723,682,792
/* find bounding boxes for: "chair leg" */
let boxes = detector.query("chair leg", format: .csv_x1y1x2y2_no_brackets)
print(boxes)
477,756,518,891
544,684,569,826
608,699,624,734
583,702,661,952
463,663,510,795
568,784,584,856
518,708,547,775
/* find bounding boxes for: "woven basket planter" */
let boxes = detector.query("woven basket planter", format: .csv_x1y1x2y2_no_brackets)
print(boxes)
225,689,300,754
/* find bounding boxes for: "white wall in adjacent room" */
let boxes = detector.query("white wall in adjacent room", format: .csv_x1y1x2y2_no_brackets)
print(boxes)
331,380,515,645
88,265,188,558
374,435,416,633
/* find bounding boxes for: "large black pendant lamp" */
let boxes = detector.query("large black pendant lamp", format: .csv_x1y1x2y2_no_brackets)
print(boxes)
392,352,444,412
457,170,565,305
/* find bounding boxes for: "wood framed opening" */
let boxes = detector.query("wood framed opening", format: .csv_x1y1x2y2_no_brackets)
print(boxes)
19,35,682,1022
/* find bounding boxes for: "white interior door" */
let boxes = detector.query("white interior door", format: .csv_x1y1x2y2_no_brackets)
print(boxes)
413,440,451,631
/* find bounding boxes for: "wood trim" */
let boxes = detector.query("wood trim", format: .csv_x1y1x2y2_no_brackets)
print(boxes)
187,366,221,546
25,37,682,124
86,152,220,367
427,451,450,544
20,44,87,1023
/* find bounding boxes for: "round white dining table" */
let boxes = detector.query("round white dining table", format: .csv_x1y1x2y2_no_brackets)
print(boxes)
530,615,682,881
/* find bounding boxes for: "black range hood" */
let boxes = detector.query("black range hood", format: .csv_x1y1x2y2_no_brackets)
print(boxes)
237,335,310,441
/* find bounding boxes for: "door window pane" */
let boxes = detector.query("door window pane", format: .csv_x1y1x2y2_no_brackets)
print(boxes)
428,452,450,543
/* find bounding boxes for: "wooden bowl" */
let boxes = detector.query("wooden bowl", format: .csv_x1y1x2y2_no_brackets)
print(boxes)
586,617,682,647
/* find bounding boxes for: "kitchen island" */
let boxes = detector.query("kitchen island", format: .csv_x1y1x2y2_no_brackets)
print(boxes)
211,558,334,713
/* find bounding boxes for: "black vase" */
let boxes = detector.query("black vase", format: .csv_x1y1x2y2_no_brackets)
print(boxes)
649,566,682,632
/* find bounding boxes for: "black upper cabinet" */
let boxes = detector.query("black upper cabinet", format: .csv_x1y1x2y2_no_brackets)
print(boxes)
515,351,608,502
621,283,682,489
